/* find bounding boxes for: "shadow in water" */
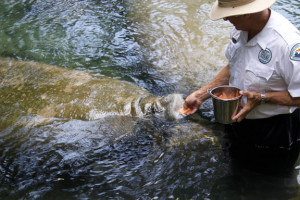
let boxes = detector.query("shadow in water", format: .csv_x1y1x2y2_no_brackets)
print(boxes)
210,137,300,200
210,164,300,200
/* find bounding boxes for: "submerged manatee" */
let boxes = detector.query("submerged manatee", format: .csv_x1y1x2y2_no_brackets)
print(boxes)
0,57,184,127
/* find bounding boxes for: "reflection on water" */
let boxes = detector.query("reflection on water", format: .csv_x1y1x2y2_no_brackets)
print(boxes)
0,0,300,199
0,0,231,95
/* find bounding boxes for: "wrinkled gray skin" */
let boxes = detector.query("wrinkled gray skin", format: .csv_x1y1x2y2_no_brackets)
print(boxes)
0,57,185,127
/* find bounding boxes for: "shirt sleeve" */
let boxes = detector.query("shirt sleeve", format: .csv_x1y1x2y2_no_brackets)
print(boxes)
282,43,300,97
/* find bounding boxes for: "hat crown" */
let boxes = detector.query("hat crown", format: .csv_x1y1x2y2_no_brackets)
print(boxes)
218,0,256,8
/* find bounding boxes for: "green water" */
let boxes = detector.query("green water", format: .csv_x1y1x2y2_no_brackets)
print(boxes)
0,0,300,199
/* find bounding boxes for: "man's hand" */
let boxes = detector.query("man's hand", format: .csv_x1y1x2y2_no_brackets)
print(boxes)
232,90,261,122
181,91,204,115
181,65,230,116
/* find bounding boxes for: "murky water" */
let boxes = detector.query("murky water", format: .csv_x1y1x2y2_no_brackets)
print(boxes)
0,0,299,199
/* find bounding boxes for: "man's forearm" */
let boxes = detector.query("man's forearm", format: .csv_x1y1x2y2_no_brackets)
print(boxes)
266,91,300,106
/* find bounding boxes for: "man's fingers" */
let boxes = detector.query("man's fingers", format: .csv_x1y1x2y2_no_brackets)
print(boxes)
232,106,249,122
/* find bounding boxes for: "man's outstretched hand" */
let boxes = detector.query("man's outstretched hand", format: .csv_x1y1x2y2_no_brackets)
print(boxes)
180,91,204,115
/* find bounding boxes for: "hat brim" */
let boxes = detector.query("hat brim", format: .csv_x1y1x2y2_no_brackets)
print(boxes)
209,0,276,20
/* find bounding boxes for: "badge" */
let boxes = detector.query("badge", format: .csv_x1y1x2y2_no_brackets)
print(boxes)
290,43,300,61
258,48,272,64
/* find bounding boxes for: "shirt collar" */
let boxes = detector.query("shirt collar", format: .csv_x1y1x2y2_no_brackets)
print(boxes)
246,9,274,50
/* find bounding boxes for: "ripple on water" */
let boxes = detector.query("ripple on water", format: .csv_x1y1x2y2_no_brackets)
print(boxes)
0,0,299,199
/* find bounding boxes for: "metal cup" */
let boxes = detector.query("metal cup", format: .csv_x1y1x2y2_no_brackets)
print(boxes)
208,85,242,124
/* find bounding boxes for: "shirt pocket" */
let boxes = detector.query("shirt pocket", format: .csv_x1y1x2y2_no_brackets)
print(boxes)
244,64,275,91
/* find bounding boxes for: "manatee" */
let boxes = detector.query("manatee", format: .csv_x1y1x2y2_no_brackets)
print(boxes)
0,57,185,127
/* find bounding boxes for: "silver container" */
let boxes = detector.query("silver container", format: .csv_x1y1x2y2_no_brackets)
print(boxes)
208,85,242,124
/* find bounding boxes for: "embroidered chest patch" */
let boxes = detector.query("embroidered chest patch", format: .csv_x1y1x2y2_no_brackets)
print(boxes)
290,43,300,61
258,48,272,64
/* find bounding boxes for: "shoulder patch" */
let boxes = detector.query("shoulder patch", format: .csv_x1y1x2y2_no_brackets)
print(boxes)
258,48,272,64
290,43,300,61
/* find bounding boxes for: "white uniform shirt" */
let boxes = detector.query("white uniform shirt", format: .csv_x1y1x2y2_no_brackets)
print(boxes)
225,10,300,119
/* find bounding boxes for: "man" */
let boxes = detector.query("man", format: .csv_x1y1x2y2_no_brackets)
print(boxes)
183,0,300,173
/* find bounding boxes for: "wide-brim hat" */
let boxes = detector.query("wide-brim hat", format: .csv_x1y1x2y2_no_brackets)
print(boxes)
209,0,276,20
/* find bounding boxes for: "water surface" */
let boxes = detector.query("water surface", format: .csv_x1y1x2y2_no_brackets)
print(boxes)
0,0,300,199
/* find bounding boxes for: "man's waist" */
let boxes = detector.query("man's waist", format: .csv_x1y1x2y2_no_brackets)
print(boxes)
245,104,296,119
